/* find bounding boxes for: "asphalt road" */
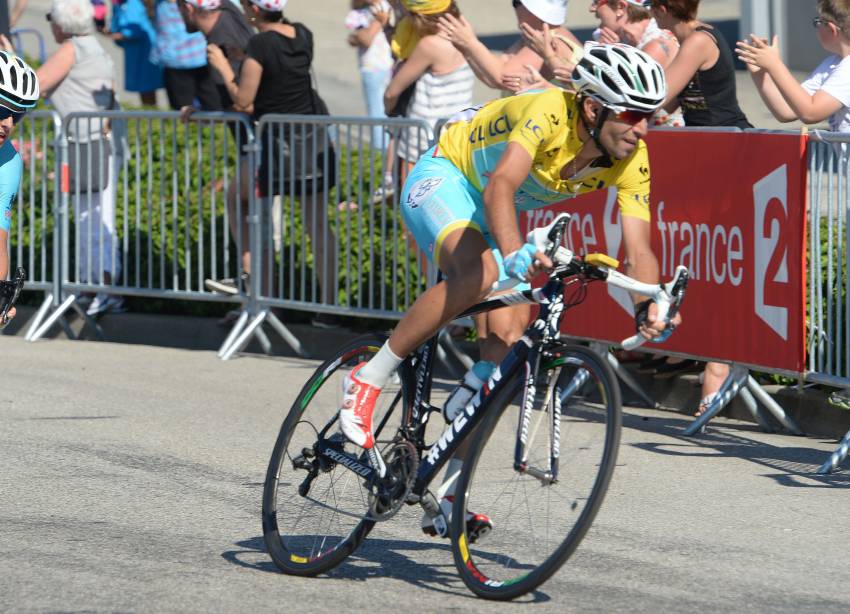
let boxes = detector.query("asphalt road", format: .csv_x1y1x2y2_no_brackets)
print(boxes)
2,337,848,612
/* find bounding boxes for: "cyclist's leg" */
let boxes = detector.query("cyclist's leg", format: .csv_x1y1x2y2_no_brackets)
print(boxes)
339,150,499,448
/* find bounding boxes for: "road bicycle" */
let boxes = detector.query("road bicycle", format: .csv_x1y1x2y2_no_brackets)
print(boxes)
0,266,25,329
262,214,688,600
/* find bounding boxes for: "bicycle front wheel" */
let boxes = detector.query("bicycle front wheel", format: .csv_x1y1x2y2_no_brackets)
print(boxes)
451,344,622,600
262,335,404,576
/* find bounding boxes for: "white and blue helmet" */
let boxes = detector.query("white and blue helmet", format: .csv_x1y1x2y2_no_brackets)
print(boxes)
0,51,39,112
571,43,666,113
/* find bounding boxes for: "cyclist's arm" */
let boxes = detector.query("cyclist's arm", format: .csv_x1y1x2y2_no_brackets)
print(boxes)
621,215,660,303
0,228,8,280
482,142,534,256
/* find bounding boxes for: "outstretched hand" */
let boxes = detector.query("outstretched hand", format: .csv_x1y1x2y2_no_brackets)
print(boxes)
736,34,781,74
597,26,620,45
502,64,548,93
0,34,14,54
437,14,476,52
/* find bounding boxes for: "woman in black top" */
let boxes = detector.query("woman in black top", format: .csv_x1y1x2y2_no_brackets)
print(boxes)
650,0,752,129
207,0,338,305
648,0,749,415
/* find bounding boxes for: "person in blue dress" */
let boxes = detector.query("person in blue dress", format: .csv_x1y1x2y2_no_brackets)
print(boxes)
109,0,164,105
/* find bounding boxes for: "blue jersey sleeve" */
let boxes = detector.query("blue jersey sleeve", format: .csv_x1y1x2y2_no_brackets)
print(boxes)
0,141,23,233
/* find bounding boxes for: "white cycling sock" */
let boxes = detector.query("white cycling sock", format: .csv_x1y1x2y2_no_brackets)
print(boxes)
437,458,464,499
357,342,403,388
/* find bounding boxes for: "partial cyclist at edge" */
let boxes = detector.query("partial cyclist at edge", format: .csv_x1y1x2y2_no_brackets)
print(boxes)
0,48,40,327
339,42,683,534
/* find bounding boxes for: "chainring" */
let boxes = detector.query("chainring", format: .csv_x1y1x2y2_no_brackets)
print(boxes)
367,440,419,521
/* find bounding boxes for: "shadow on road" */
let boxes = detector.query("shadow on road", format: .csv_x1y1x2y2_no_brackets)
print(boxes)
623,412,850,488
222,535,551,603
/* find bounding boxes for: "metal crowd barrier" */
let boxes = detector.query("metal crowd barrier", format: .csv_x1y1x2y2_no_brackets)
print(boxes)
807,130,850,473
8,111,62,338
28,111,256,349
218,114,437,360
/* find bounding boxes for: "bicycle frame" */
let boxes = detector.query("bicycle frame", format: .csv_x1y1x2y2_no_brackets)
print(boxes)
401,276,571,499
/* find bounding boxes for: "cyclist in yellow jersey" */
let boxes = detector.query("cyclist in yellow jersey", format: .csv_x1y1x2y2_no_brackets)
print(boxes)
337,43,683,535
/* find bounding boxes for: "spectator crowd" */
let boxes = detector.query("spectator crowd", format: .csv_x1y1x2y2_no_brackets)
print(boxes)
10,0,850,411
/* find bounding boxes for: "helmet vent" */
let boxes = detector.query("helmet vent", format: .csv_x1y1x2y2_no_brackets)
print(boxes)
617,64,633,87
600,71,619,94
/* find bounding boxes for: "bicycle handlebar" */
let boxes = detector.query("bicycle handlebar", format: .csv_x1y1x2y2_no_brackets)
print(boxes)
488,214,688,349
0,267,26,329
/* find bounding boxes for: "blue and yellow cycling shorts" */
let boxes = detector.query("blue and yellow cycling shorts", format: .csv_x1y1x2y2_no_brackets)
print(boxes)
400,146,528,290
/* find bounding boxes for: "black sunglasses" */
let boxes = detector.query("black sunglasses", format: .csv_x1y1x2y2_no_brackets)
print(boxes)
0,106,26,124
45,12,51,21
512,0,522,8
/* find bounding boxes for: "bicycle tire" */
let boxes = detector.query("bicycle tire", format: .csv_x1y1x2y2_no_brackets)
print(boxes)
450,344,622,600
262,334,403,576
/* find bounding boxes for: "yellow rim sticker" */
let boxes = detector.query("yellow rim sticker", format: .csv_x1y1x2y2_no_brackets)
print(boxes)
458,534,469,562
290,554,308,564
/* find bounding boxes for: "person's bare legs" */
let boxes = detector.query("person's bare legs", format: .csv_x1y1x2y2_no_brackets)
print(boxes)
226,162,253,276
386,229,500,358
697,361,730,416
302,190,338,304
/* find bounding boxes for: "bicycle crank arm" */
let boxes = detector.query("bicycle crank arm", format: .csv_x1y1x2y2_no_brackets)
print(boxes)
314,441,377,481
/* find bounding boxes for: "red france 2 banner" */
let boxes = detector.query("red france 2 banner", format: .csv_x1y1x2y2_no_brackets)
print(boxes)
522,130,808,374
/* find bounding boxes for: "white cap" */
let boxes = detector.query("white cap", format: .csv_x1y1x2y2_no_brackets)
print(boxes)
183,0,222,9
519,0,568,25
249,0,288,10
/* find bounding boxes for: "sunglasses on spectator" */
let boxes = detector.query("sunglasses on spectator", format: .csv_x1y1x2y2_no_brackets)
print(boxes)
813,17,841,31
590,0,609,7
45,12,51,21
0,105,25,124
613,109,654,124
511,0,522,8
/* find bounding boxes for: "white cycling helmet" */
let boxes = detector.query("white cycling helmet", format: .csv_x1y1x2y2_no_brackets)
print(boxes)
0,51,39,112
571,42,666,113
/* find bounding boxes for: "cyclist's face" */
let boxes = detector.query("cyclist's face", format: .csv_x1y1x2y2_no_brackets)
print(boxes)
601,113,648,159
0,115,15,145
583,99,648,159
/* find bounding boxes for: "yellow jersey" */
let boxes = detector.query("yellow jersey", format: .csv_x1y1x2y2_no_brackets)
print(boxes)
437,88,651,222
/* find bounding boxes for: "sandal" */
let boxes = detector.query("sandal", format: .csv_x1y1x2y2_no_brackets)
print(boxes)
695,392,718,417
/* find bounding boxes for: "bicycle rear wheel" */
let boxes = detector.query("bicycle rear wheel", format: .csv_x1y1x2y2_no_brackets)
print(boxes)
450,344,622,600
262,335,404,576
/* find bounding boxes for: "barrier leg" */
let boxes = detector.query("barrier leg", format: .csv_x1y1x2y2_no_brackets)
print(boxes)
217,309,250,358
265,310,308,358
69,301,105,341
220,310,268,361
255,326,272,355
592,343,657,408
24,294,54,341
817,428,850,474
683,365,747,436
738,386,776,433
558,367,590,406
745,376,803,435
438,329,474,372
28,294,77,342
